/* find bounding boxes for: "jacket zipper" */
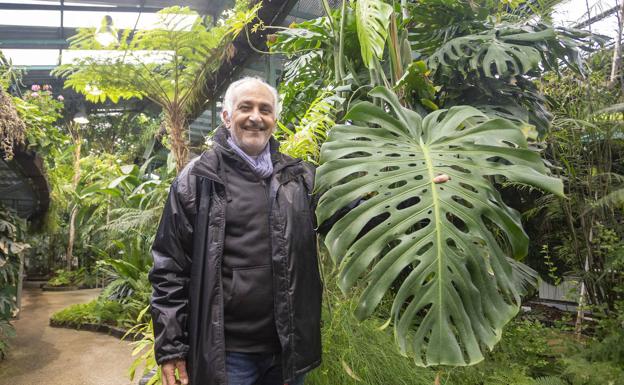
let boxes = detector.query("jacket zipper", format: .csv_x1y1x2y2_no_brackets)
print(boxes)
212,180,227,385
268,176,297,381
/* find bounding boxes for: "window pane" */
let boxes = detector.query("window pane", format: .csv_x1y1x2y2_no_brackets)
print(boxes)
0,1,60,4
63,11,197,30
2,49,59,66
0,10,60,27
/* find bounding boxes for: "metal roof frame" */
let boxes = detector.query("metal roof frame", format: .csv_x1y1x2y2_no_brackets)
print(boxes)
0,149,49,220
0,0,230,14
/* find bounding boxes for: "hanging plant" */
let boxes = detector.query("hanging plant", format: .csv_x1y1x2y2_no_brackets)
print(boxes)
0,88,26,160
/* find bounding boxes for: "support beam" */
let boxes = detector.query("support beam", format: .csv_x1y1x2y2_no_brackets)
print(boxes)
59,0,65,65
0,40,68,49
0,26,79,41
0,3,160,13
574,5,619,29
288,9,321,20
0,0,227,14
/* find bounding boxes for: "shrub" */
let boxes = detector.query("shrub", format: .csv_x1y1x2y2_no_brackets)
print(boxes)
0,321,15,360
561,356,624,385
46,267,96,288
50,299,123,327
449,317,563,384
47,269,73,287
0,206,28,360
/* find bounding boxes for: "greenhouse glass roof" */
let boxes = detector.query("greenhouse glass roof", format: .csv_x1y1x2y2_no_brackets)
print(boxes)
0,0,231,67
0,0,620,71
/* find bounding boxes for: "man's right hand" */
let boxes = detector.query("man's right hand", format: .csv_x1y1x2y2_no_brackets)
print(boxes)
161,358,189,385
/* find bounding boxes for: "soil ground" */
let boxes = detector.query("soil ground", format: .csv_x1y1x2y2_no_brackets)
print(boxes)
0,286,138,385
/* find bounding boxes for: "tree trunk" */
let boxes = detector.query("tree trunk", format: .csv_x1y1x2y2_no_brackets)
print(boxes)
66,133,81,270
575,225,593,338
165,106,189,173
609,0,624,87
66,205,78,270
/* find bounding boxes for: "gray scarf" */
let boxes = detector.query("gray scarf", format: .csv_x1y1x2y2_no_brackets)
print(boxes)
226,137,274,179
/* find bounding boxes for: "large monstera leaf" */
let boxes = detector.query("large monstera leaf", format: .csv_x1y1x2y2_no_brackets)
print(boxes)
315,86,563,367
425,23,594,79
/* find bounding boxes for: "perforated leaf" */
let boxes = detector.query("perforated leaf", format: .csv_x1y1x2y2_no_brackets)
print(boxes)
355,0,393,69
427,28,544,78
315,86,563,367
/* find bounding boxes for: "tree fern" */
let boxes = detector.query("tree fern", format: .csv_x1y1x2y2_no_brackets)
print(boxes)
53,2,259,170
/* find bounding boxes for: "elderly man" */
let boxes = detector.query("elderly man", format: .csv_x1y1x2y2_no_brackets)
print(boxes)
150,77,320,385
149,77,449,385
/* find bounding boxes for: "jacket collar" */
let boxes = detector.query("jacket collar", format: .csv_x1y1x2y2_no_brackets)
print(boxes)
189,148,223,183
189,126,302,183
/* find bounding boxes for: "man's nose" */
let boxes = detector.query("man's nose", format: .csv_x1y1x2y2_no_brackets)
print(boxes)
248,109,261,122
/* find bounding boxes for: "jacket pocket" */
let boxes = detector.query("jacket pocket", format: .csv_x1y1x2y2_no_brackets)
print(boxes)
224,264,273,320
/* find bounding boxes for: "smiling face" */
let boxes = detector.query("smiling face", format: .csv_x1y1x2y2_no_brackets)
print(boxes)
222,81,277,156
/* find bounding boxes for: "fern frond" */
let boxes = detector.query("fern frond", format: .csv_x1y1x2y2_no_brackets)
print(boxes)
532,376,568,385
100,207,162,234
278,90,343,164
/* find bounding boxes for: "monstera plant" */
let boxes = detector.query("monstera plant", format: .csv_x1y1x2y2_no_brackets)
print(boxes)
315,86,563,366
272,0,594,372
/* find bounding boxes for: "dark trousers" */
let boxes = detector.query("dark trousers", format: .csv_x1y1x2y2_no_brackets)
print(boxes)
226,352,306,385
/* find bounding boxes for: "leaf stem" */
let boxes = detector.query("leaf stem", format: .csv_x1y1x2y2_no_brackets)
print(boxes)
337,0,347,83
421,138,445,358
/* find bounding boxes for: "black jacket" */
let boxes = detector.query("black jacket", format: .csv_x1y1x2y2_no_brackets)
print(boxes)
149,128,322,385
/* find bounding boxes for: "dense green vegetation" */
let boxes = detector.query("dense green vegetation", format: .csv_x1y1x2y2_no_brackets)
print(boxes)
1,0,623,384
0,207,28,359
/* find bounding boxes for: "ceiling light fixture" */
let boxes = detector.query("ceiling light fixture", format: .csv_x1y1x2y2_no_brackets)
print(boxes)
95,15,119,47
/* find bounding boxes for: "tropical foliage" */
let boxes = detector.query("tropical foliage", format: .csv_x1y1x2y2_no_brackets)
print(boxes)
0,52,26,160
316,87,560,365
1,0,623,383
270,0,603,368
0,206,29,359
53,2,260,171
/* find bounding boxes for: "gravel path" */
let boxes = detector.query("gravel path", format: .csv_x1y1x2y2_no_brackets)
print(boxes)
0,287,139,385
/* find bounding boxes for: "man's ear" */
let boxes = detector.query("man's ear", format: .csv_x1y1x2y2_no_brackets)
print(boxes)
222,110,230,128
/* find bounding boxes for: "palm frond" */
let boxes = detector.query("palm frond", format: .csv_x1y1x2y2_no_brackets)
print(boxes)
183,3,261,119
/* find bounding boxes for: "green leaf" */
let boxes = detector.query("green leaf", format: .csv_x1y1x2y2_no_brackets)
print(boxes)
355,0,393,69
428,29,541,78
315,86,562,367
120,164,138,175
108,175,132,189
95,188,123,198
78,182,106,196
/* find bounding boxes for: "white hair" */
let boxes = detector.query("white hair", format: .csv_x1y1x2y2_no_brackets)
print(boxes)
222,76,281,119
